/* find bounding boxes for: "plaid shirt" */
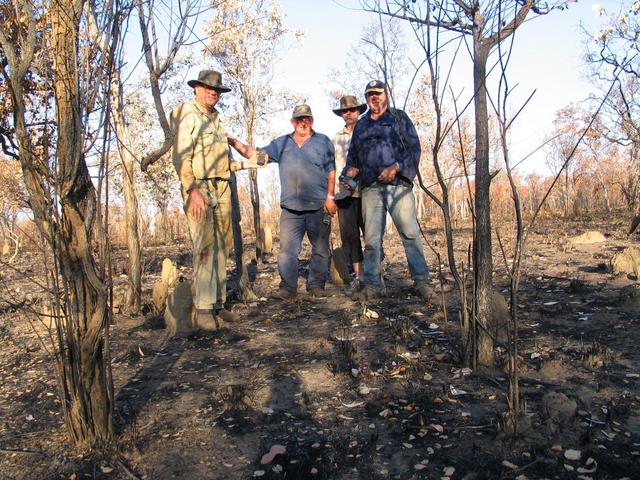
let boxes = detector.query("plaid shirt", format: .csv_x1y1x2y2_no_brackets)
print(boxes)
346,108,421,188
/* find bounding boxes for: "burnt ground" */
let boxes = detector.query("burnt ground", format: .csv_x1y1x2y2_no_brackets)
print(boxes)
1,212,639,480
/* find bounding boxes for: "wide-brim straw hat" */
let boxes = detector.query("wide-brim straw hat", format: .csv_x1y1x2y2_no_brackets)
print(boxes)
187,70,231,92
332,95,367,116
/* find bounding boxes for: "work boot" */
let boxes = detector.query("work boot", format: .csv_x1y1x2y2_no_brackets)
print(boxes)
309,287,328,299
216,308,238,323
415,283,434,302
345,278,362,295
195,309,222,331
352,286,382,302
276,288,297,300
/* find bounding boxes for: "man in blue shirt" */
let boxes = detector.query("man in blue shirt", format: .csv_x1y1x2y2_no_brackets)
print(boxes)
262,104,337,299
344,80,431,301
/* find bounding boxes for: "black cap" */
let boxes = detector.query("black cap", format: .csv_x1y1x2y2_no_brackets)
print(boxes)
364,80,386,95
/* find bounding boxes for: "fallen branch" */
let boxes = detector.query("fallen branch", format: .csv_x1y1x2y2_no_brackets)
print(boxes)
0,448,44,455
117,458,143,480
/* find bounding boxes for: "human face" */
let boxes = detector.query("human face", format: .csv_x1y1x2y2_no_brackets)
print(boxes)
194,84,221,113
291,116,313,137
341,108,360,129
366,90,388,118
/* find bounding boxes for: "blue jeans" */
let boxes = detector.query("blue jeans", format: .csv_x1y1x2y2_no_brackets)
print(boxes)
361,183,429,289
278,207,330,292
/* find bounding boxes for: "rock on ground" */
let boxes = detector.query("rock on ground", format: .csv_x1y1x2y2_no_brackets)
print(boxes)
568,230,606,246
488,291,509,342
610,246,640,277
164,279,194,336
152,258,180,313
261,225,273,254
330,246,351,286
540,391,577,431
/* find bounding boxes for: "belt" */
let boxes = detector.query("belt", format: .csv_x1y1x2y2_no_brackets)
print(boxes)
199,177,229,182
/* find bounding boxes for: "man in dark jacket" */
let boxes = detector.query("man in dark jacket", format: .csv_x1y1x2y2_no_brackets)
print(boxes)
344,80,431,301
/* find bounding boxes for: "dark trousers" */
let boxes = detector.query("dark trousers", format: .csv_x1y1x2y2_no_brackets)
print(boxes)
336,196,364,265
278,207,330,292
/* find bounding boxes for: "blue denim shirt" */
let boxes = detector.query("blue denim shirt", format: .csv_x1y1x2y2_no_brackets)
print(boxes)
263,132,335,211
346,108,421,188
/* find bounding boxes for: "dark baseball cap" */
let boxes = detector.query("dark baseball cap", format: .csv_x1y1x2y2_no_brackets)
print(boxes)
364,80,386,95
292,104,313,119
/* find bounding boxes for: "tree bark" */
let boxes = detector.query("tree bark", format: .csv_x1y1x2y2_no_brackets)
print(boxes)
249,169,264,261
472,37,494,367
230,172,244,276
113,78,142,313
50,0,113,447
230,172,258,301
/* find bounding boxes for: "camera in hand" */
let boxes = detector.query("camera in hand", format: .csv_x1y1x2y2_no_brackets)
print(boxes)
339,174,358,190
322,212,332,225
256,150,268,166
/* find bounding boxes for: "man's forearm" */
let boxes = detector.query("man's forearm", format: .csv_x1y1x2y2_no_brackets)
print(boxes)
326,170,336,197
173,154,197,193
228,135,256,159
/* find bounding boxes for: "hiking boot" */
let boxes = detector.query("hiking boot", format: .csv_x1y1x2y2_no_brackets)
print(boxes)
309,288,328,299
195,309,222,331
216,308,238,323
345,278,362,295
415,283,434,302
276,289,297,300
352,286,382,302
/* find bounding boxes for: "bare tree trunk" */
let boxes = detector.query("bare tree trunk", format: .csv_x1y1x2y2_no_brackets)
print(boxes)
113,78,142,314
50,0,113,447
249,169,263,261
472,39,494,367
230,172,258,301
230,172,244,275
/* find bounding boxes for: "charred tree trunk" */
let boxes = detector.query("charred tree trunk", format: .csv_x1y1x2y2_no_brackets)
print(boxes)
113,77,142,313
230,172,258,301
51,0,114,446
249,168,263,261
472,38,494,367
230,172,244,276
49,0,113,447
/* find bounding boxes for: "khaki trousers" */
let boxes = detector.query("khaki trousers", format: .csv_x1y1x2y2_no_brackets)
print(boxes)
185,179,232,310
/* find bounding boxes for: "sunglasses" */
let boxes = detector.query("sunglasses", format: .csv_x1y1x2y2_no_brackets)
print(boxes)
294,117,313,123
342,108,360,113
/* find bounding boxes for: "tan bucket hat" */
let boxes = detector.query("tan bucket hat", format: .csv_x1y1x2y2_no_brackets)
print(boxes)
332,95,367,116
187,70,231,92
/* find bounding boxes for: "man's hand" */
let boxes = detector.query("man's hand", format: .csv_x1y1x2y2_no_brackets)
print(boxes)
378,163,400,183
341,167,359,189
324,197,338,216
188,188,208,222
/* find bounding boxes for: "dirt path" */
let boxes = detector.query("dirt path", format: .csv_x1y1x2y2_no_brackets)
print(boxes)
1,214,639,479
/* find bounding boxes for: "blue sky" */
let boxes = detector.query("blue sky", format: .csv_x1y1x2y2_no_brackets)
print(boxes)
266,0,605,175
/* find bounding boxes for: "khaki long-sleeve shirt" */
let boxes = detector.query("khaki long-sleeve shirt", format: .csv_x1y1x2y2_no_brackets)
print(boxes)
170,100,230,196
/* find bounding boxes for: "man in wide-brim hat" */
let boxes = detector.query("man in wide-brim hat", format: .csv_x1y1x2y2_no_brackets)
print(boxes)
170,69,261,331
332,95,367,116
332,95,367,291
187,69,232,92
